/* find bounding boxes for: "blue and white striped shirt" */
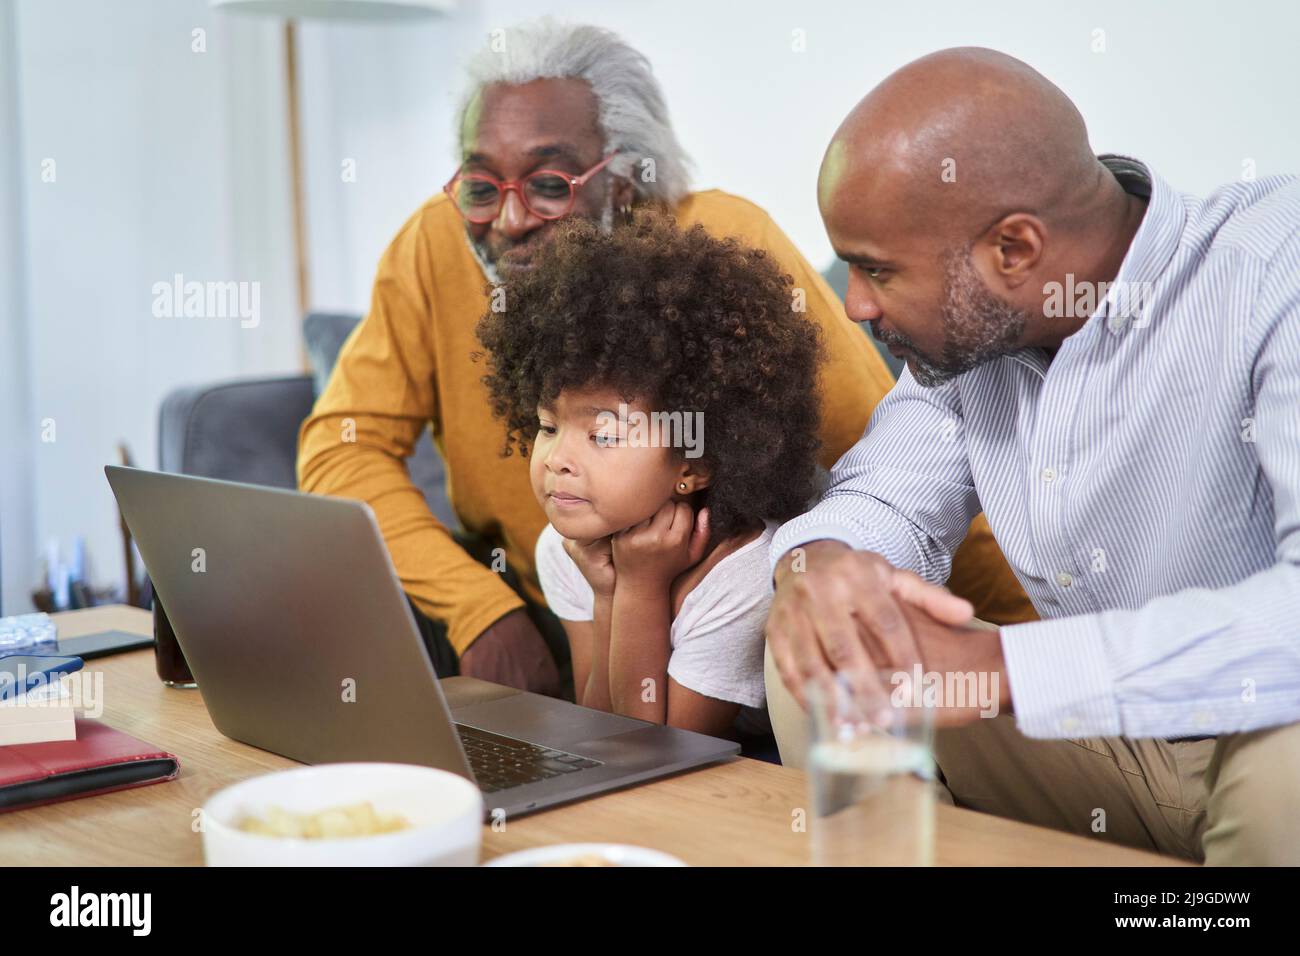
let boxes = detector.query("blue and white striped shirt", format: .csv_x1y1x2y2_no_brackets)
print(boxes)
772,155,1300,740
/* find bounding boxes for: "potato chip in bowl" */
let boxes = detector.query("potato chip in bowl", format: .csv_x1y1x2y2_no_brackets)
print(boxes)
202,763,482,866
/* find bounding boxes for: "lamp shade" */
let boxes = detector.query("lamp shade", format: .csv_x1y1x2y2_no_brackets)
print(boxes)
211,0,453,19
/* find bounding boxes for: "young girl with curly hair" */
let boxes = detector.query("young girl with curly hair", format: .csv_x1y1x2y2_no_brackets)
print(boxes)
475,210,823,738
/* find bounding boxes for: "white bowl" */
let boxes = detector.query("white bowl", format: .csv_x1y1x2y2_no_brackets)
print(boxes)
202,763,483,866
485,843,687,867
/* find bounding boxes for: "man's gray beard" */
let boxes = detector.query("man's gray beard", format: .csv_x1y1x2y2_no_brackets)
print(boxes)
466,201,618,286
878,246,1029,388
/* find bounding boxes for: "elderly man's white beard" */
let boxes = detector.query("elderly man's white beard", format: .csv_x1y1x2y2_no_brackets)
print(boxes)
467,201,617,286
468,239,504,287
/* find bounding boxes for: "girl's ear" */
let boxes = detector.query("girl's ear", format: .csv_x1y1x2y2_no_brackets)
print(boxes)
673,461,712,495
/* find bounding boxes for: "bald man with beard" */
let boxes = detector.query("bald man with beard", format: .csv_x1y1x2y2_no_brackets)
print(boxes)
765,48,1300,865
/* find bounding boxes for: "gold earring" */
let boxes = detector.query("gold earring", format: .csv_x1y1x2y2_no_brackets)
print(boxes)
677,481,688,492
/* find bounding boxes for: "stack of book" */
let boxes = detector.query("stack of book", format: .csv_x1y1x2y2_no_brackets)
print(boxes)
0,658,81,747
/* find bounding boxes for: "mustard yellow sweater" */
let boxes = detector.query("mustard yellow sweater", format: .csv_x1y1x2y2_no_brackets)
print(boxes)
297,190,1037,654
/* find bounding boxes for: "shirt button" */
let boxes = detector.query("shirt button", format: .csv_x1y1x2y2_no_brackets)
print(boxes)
1194,710,1214,729
1060,716,1081,733
1056,571,1074,587
1041,467,1057,483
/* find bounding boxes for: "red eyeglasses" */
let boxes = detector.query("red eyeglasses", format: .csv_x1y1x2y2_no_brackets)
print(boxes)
443,152,618,224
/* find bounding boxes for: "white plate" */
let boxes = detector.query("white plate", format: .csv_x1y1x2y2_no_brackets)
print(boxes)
484,843,687,867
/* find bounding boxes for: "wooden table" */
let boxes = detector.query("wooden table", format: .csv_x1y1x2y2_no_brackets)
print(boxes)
1,606,1181,866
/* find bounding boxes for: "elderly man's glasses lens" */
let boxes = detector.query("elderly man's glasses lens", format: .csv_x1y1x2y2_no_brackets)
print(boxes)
444,152,618,224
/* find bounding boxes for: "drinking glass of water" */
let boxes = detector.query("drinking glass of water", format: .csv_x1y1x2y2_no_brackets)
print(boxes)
806,669,936,866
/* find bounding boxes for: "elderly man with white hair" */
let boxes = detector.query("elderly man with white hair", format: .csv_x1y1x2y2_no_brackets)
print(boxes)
297,20,1036,700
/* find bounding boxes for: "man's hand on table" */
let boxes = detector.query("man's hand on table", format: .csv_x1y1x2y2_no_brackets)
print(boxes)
766,540,1011,725
459,609,561,697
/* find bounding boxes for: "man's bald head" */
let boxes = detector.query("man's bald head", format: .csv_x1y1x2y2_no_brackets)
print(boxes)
819,47,1146,387
821,47,1100,240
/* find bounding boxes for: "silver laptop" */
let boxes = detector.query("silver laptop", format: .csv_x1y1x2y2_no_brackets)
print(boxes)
105,465,739,818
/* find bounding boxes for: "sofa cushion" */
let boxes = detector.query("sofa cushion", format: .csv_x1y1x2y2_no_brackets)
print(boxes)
303,312,363,397
301,312,457,528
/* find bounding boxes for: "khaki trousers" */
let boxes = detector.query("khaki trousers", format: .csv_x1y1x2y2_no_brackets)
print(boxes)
764,643,1300,865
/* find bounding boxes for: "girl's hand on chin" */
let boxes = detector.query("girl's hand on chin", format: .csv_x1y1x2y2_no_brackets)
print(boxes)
612,502,710,590
562,534,617,597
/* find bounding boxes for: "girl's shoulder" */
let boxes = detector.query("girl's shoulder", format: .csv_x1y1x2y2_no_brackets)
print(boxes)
673,520,779,617
704,520,779,585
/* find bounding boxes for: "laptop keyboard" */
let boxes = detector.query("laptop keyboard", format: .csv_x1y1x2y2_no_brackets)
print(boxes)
456,724,603,793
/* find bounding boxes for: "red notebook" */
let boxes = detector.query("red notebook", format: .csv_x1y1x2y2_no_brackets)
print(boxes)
0,718,180,814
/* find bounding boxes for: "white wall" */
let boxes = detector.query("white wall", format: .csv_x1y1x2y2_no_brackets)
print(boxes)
2,0,298,613
1,0,37,616
299,0,1300,310
295,7,487,312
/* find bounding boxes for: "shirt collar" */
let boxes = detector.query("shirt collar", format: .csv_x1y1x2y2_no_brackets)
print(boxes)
1002,155,1183,375
1092,154,1186,336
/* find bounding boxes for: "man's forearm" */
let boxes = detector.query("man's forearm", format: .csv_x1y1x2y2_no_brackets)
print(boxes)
300,433,521,654
1001,560,1300,739
770,494,953,587
769,370,980,586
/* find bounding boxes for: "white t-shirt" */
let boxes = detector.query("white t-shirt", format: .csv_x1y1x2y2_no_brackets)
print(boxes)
535,521,777,735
